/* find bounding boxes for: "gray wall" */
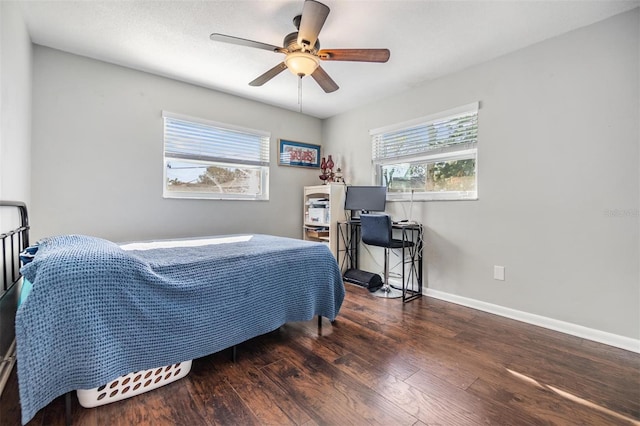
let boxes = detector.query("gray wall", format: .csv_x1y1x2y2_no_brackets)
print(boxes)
0,1,32,205
14,6,640,343
324,9,639,340
31,47,322,242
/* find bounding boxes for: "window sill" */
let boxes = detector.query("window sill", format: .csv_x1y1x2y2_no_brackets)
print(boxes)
387,192,478,202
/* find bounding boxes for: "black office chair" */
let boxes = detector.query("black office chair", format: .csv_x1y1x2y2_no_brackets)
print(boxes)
360,213,414,299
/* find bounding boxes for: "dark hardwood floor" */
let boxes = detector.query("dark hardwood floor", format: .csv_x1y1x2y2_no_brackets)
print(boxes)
2,285,639,425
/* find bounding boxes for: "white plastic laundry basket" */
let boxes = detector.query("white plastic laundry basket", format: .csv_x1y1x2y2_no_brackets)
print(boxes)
76,360,192,408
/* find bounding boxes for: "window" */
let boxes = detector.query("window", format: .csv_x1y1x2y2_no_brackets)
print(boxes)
370,102,479,201
163,111,270,200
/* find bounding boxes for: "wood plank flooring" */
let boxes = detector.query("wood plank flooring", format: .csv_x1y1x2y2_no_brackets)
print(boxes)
2,285,639,425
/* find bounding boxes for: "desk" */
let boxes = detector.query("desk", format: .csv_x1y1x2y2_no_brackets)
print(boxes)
337,220,423,303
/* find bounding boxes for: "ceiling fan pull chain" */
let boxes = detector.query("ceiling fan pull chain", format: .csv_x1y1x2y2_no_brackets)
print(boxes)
298,75,303,113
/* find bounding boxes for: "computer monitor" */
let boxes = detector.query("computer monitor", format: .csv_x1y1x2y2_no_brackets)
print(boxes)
344,185,387,214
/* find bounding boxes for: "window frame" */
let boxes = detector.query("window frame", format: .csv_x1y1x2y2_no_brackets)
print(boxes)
162,111,270,201
370,102,479,202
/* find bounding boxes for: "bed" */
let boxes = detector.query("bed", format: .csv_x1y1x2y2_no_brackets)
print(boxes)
0,201,345,425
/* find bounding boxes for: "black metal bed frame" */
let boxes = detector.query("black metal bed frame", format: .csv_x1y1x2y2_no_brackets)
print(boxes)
0,201,30,397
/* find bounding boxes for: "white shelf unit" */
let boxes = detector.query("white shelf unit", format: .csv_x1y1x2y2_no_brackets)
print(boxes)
303,184,346,259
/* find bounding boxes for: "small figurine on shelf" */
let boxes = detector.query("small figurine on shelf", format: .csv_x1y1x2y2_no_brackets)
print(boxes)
319,155,335,184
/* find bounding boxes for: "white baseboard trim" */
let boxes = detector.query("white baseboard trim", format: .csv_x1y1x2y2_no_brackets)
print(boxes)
424,288,640,354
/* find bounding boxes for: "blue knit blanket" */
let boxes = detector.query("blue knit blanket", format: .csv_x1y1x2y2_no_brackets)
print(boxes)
17,234,344,424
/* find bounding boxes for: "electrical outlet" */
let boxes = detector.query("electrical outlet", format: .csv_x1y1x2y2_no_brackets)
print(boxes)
494,265,505,281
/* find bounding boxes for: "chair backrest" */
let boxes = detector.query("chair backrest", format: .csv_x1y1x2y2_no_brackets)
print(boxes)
360,213,393,248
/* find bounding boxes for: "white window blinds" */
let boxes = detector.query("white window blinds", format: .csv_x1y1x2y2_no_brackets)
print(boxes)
163,111,270,166
370,102,478,163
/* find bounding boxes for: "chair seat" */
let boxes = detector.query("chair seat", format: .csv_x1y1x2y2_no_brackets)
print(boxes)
389,239,414,249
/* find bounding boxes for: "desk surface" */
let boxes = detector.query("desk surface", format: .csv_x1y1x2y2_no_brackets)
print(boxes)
340,220,421,229
392,221,421,227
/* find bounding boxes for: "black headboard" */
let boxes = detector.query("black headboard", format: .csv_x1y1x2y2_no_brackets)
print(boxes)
0,201,30,396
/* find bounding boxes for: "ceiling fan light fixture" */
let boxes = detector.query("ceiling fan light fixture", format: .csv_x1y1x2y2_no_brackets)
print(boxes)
285,51,319,77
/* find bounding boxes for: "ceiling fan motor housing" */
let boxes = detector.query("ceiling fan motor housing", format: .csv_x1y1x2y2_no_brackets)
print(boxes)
284,32,320,54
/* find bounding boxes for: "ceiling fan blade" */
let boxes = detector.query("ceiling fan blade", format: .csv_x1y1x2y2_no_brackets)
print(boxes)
249,62,288,86
318,49,391,63
210,33,281,53
311,65,339,93
297,0,330,50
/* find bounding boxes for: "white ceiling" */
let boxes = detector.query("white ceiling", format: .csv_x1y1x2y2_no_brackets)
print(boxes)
18,0,639,119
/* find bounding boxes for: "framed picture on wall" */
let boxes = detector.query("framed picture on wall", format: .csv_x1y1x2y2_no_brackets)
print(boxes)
278,139,321,168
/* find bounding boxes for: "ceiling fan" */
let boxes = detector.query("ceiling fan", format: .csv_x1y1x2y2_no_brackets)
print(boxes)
209,0,390,93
